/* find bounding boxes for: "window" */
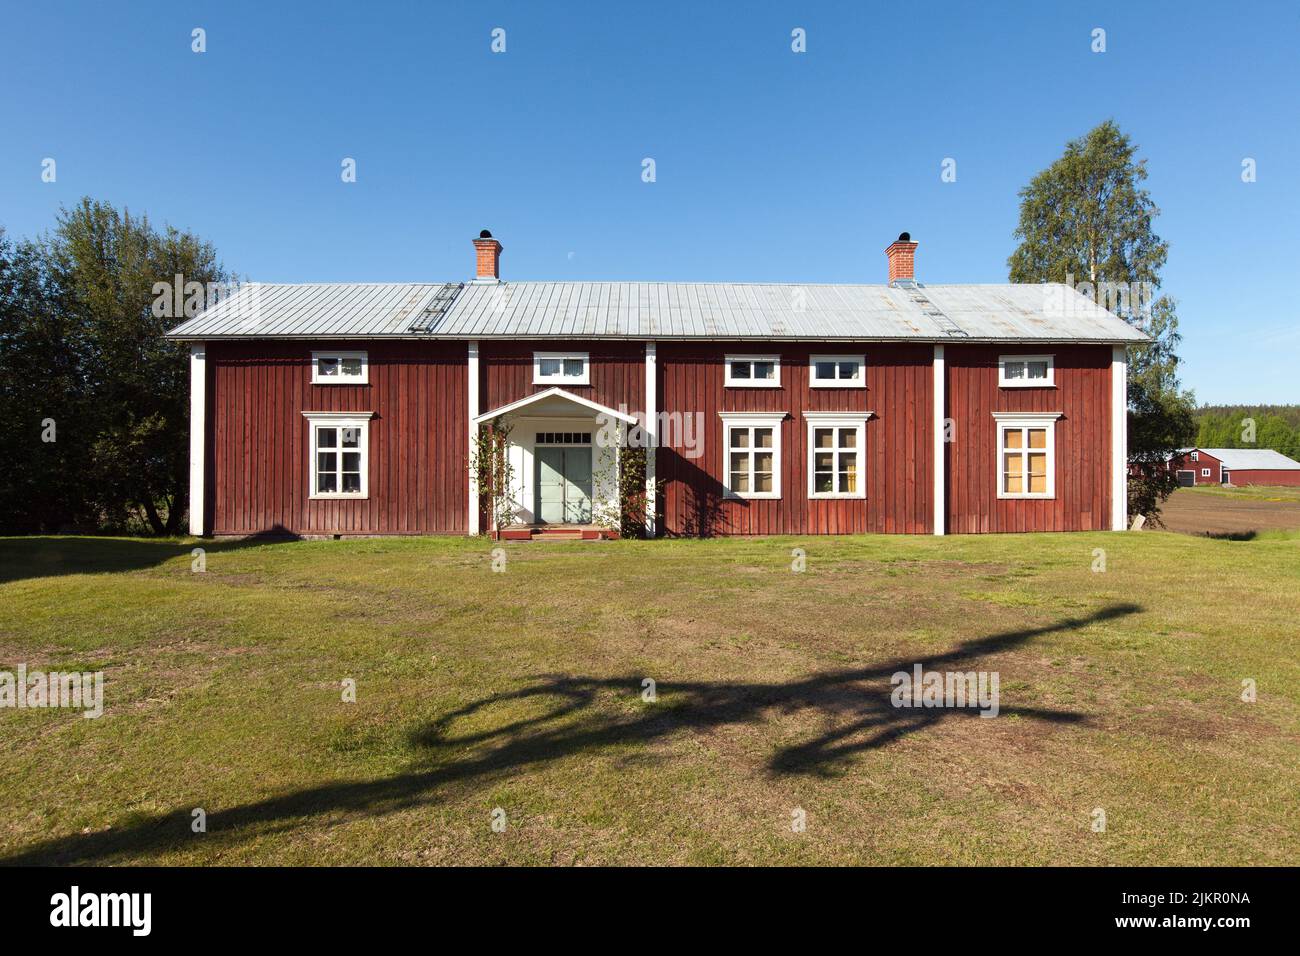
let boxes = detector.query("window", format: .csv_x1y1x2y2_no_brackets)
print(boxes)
303,412,373,499
993,412,1060,499
804,413,871,499
1190,451,1199,462
808,354,865,388
533,352,590,385
311,351,368,385
725,354,781,388
536,432,592,445
1201,468,1211,478
998,354,1055,388
718,413,784,498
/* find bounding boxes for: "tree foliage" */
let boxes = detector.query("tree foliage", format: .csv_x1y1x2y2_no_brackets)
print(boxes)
0,200,228,534
1008,121,1195,522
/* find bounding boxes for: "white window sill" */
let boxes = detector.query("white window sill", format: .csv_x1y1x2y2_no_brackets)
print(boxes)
809,381,865,389
724,382,781,389
996,493,1055,500
809,492,866,500
724,491,781,500
533,378,590,386
309,493,370,501
312,380,369,386
999,383,1056,390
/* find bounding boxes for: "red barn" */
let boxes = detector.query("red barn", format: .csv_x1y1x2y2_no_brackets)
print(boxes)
1169,448,1300,487
165,232,1146,537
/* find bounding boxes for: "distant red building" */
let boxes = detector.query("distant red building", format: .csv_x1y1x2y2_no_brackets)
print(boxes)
1168,448,1300,487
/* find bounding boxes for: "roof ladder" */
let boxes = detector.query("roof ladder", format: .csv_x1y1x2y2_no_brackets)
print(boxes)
409,282,464,333
893,279,968,338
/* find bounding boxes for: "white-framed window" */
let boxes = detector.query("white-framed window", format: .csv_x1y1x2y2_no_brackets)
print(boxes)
993,412,1061,499
809,354,865,388
804,412,872,499
311,351,369,385
1190,451,1199,462
533,352,590,385
303,411,373,499
725,354,781,388
998,354,1055,388
1201,468,1211,478
718,412,784,498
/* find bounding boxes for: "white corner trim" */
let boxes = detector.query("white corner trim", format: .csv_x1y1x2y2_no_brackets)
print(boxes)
933,344,945,536
1112,345,1128,531
468,340,480,535
188,345,206,536
645,340,657,538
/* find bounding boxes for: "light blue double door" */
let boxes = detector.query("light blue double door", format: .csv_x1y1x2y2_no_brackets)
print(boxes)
535,446,593,524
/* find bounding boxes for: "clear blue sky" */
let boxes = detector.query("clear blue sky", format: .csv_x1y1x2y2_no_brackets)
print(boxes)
2,1,1296,404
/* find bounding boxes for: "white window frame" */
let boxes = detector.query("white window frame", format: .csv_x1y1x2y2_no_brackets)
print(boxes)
1190,451,1199,462
724,354,781,388
998,354,1055,389
804,412,872,499
533,351,590,385
303,411,374,499
718,412,784,499
992,411,1061,500
808,354,865,389
1201,468,1211,478
311,350,369,385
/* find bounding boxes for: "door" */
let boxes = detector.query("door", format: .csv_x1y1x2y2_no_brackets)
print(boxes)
535,447,593,523
1176,470,1195,487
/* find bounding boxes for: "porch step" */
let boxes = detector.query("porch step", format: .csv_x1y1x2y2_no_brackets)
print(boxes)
496,526,619,542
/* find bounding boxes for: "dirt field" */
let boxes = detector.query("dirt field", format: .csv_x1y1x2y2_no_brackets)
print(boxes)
1158,486,1300,537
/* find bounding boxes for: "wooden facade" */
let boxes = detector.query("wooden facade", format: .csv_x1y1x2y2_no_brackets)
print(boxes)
200,337,1121,537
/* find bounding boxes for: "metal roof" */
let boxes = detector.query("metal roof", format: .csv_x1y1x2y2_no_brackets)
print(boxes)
1196,448,1300,470
165,279,1148,343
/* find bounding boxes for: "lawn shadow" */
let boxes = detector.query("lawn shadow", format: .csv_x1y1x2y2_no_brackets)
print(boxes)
0,530,299,585
0,602,1139,865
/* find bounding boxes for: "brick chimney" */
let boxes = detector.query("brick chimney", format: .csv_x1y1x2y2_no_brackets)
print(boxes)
473,229,502,282
885,232,918,285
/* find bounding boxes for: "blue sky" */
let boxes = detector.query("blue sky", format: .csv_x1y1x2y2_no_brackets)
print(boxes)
2,1,1296,404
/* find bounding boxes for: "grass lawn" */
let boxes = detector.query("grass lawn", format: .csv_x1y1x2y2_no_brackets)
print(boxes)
1178,484,1300,503
1,530,1297,866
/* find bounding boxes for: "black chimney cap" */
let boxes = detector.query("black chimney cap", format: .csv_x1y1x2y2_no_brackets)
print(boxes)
898,231,911,242
479,229,493,239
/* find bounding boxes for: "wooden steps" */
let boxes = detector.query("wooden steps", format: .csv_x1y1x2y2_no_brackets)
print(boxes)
496,526,619,542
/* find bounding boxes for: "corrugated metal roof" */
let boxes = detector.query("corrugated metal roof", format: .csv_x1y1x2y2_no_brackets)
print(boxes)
165,280,1148,343
1198,448,1300,470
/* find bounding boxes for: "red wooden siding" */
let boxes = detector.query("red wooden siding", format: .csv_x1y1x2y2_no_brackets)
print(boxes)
1226,470,1300,486
479,340,645,413
1168,450,1223,485
657,343,933,535
944,345,1112,533
207,340,467,535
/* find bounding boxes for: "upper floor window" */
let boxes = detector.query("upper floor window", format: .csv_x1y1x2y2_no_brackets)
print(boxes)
725,354,781,388
1190,451,1199,462
312,351,369,385
998,354,1054,388
303,412,373,499
809,354,865,388
533,351,590,385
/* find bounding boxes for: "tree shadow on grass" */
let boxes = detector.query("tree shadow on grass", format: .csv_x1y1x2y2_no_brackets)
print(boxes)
0,602,1140,865
0,531,299,585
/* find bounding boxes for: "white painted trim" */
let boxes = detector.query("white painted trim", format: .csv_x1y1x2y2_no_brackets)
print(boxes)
933,344,945,536
310,350,369,385
475,386,638,425
645,340,657,538
724,354,781,388
993,412,1062,500
304,413,371,500
188,345,206,536
468,340,480,535
718,412,785,499
803,415,868,500
532,351,590,385
1111,345,1128,530
808,354,866,388
998,354,1055,388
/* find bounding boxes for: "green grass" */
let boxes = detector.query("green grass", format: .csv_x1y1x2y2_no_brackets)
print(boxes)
1,530,1297,866
1180,483,1300,502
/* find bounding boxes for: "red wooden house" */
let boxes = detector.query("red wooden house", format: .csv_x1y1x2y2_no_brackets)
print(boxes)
165,232,1146,537
1167,448,1300,487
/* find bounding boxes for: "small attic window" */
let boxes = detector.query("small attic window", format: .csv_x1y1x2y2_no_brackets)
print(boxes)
312,351,369,385
999,354,1054,388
